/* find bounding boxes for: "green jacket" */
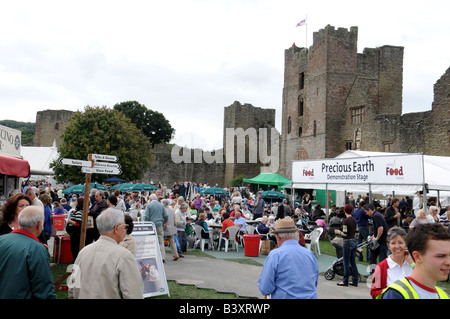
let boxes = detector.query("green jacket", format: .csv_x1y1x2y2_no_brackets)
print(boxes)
0,230,55,299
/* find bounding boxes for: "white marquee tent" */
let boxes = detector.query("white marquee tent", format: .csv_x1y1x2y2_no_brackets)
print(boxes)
290,150,450,211
291,150,450,195
21,140,59,185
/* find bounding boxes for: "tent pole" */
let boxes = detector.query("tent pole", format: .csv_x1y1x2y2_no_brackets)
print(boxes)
326,183,329,221
423,184,428,212
437,190,441,211
291,182,295,208
422,154,428,212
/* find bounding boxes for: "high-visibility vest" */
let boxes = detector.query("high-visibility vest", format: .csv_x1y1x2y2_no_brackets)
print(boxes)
377,277,449,299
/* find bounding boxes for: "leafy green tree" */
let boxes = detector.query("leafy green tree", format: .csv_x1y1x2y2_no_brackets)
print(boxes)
113,101,175,147
0,120,35,145
50,106,154,184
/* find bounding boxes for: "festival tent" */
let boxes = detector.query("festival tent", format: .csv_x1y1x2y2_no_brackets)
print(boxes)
289,150,450,216
243,173,291,188
290,150,450,196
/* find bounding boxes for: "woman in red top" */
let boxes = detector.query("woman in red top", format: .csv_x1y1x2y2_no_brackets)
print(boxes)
219,212,235,249
370,226,414,298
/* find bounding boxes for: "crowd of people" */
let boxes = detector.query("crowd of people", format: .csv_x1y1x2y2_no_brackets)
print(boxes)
323,192,450,299
1,180,449,299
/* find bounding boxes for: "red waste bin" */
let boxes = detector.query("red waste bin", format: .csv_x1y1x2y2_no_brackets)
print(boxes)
53,236,73,263
53,215,66,231
243,234,262,257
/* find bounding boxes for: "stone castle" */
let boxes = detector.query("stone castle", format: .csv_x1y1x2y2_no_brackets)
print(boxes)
32,25,449,186
279,25,449,178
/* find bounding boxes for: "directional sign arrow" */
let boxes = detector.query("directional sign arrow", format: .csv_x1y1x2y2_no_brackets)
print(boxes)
81,166,122,175
93,162,121,169
60,158,93,167
90,154,119,162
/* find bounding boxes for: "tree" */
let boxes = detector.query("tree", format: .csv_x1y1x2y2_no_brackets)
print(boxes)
0,120,35,145
113,101,175,147
50,106,154,184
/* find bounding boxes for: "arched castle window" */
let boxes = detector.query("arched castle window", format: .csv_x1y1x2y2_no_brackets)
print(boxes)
298,126,303,137
55,123,59,130
287,116,292,134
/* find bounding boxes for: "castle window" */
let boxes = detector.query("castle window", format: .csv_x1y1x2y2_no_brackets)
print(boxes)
313,120,317,137
299,72,305,90
298,98,304,116
345,141,352,150
351,106,365,124
298,127,303,137
287,116,292,134
55,123,59,130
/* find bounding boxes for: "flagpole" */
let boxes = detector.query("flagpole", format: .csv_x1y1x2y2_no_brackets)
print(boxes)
305,15,308,48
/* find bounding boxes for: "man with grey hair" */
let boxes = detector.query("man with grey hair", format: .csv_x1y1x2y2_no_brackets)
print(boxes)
162,199,179,261
144,193,168,262
0,206,55,299
70,208,143,299
25,186,44,207
258,217,319,299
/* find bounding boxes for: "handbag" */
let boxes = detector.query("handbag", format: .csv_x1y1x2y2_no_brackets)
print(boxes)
174,234,181,251
261,240,271,255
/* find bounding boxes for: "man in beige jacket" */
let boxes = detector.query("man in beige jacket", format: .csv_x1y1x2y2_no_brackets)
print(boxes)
69,208,144,299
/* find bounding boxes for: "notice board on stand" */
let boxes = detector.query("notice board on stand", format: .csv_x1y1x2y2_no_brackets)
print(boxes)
132,221,169,298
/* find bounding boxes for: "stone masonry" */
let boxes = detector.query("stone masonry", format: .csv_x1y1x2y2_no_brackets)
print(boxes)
279,25,450,178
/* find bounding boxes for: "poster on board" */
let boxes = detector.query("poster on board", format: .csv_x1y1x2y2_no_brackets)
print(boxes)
132,221,169,298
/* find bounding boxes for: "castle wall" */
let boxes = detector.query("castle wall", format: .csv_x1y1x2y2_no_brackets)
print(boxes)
140,143,226,187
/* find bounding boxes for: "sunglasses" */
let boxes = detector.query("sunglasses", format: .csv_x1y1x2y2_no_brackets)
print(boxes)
387,228,406,237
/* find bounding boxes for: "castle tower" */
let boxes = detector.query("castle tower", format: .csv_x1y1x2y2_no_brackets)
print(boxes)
280,25,358,178
223,101,276,186
33,110,73,147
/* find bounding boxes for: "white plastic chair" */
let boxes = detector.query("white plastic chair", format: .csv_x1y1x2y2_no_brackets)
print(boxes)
193,224,214,251
218,225,240,252
245,224,256,235
305,227,323,255
129,209,141,222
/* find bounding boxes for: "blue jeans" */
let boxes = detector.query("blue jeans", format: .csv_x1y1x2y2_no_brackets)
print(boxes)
343,239,359,285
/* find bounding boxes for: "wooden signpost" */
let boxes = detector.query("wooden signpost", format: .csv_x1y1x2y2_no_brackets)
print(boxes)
55,153,120,291
59,153,120,250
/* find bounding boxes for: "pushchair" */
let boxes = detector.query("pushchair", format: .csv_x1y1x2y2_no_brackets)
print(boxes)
324,238,373,282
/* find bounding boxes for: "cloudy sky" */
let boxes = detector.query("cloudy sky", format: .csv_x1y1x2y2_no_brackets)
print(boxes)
1,0,448,150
